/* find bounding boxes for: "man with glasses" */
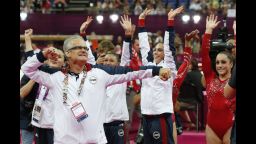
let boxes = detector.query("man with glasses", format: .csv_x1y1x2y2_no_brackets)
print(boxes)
21,34,171,143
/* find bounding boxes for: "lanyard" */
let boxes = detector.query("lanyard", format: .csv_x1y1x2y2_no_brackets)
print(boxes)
62,70,87,105
36,85,49,101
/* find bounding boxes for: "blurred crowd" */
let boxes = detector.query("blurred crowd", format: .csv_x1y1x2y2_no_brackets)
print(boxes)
20,0,236,16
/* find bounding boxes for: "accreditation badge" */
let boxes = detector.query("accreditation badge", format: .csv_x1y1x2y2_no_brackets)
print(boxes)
71,101,88,122
32,99,43,123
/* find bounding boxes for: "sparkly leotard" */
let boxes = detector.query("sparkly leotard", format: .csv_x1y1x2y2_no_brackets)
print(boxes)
202,34,235,139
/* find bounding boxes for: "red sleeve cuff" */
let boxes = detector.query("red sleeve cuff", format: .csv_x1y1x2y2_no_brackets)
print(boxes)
168,20,174,26
138,19,145,27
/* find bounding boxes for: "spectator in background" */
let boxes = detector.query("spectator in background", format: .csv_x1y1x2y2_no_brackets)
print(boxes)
123,4,131,15
33,0,42,12
133,0,143,15
42,0,51,13
209,0,220,14
200,0,209,14
146,3,157,15
189,0,202,12
89,32,99,53
174,33,183,54
114,0,124,9
116,35,123,47
155,1,166,15
101,0,114,12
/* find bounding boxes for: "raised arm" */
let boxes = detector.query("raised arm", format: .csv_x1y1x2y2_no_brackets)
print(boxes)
24,29,33,52
138,8,152,65
201,14,220,82
21,47,59,88
173,30,199,105
80,16,96,65
164,6,184,77
120,15,134,66
24,29,37,59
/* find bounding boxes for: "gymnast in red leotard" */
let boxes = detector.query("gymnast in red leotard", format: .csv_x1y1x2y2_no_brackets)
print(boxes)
201,14,235,144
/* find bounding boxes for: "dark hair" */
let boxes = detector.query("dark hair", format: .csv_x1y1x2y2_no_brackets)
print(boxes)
132,36,139,45
213,51,235,75
191,58,199,71
217,51,234,64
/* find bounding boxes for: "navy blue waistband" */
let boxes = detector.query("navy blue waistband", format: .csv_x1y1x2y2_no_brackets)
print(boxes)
142,113,172,119
104,120,124,126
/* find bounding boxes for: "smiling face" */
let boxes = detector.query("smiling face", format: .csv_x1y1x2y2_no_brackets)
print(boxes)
153,43,164,64
215,53,233,77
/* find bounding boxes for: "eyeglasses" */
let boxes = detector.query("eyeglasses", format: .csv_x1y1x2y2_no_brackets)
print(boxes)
68,46,89,51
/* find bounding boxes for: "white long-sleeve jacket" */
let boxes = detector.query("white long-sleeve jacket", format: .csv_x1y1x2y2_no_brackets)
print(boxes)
104,40,131,123
139,28,177,115
21,53,155,144
31,39,96,129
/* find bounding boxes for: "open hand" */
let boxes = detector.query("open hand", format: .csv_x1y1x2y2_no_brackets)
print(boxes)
139,8,152,19
80,16,93,34
168,5,184,20
205,14,220,34
120,15,133,36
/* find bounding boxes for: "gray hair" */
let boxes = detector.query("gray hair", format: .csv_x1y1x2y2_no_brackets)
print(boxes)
63,35,86,52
